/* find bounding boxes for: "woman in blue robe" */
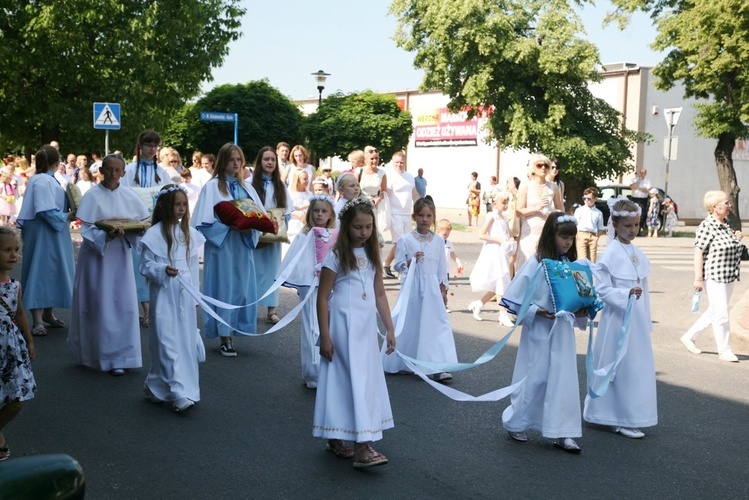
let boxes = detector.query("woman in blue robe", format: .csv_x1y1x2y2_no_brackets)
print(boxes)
190,143,265,357
17,145,75,337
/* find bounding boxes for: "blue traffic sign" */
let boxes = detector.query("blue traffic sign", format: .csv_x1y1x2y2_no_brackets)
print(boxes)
200,111,236,122
93,102,121,130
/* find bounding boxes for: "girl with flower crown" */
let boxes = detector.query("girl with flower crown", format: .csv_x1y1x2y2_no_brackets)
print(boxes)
279,195,337,389
139,185,205,413
500,212,590,454
584,197,656,439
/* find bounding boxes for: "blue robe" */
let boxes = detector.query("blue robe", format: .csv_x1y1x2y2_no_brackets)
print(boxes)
17,172,75,309
191,177,265,338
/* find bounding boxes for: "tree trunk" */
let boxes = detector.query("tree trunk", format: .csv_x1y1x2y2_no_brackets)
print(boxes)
715,133,741,227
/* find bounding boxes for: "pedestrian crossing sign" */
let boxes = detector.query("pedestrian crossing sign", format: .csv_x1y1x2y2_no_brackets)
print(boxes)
93,102,121,130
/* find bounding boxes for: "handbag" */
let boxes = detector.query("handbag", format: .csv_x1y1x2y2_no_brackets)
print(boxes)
741,245,749,261
258,207,289,244
376,192,391,232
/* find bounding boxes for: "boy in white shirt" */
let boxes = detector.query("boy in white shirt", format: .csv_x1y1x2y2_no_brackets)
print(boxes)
574,187,605,262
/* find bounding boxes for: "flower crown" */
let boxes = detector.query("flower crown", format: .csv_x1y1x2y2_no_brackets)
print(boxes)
338,196,373,220
556,214,576,224
309,194,335,205
607,195,641,218
155,185,187,200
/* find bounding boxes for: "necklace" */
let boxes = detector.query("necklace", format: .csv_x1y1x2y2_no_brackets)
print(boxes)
618,239,641,283
355,250,368,300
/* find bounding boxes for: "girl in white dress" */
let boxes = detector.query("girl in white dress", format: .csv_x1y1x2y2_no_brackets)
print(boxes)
333,173,360,218
381,197,458,382
314,198,396,468
280,196,337,389
287,169,311,243
139,185,206,413
500,212,589,453
584,198,656,438
468,192,517,326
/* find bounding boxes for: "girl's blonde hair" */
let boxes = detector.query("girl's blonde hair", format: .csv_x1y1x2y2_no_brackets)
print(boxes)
336,172,358,192
0,226,21,247
303,197,336,232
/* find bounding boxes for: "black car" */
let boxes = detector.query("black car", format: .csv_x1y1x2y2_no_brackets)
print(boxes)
595,184,678,232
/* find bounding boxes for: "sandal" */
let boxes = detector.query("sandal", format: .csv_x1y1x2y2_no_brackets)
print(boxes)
326,440,354,459
42,315,65,328
0,446,9,462
353,444,388,468
139,316,149,328
32,324,48,337
266,313,281,324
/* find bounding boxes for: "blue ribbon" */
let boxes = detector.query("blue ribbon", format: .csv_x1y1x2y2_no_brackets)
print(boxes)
585,294,636,398
392,264,542,373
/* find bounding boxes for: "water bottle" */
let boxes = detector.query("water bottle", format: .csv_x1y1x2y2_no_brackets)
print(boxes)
691,291,701,314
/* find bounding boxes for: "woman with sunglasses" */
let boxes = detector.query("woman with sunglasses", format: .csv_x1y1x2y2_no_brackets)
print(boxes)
546,158,565,203
515,154,564,268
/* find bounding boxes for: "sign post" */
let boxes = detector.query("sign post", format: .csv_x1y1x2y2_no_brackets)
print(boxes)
663,107,682,196
93,102,121,155
200,111,238,145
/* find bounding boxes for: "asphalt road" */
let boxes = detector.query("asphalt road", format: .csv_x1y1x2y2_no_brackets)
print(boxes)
8,241,749,499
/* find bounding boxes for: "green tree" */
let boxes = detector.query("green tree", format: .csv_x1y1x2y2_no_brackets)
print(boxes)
0,0,244,154
608,0,749,220
304,91,413,161
389,0,646,192
174,80,304,161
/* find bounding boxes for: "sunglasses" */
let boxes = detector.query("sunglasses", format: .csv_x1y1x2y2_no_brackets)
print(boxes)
367,148,378,154
551,165,560,170
582,196,596,201
535,163,548,168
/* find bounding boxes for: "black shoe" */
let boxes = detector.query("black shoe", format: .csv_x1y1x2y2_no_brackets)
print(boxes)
383,266,396,278
219,341,237,357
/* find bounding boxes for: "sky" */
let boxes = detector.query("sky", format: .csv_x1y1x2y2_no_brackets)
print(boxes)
203,0,662,101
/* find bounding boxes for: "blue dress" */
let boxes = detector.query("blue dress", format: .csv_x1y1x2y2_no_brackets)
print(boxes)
191,177,263,338
17,172,74,309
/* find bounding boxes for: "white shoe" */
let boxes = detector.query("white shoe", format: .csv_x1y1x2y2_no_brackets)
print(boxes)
468,301,483,321
680,335,701,354
614,427,645,439
507,431,528,442
498,312,515,327
172,398,195,413
719,351,739,362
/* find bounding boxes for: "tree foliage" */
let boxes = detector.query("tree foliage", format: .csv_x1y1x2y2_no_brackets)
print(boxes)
608,0,749,219
166,81,305,161
389,0,647,184
304,91,413,161
0,0,244,154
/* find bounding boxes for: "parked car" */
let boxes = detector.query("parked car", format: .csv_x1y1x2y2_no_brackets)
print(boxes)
595,184,678,233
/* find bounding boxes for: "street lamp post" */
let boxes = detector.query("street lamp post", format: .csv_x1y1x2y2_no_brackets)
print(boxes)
311,70,330,105
663,107,682,196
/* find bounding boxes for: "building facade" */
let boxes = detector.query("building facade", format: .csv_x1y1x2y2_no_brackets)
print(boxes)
298,63,749,221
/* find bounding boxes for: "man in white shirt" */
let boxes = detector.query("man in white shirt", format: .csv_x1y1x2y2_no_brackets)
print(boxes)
629,168,651,232
574,187,605,262
383,152,419,277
